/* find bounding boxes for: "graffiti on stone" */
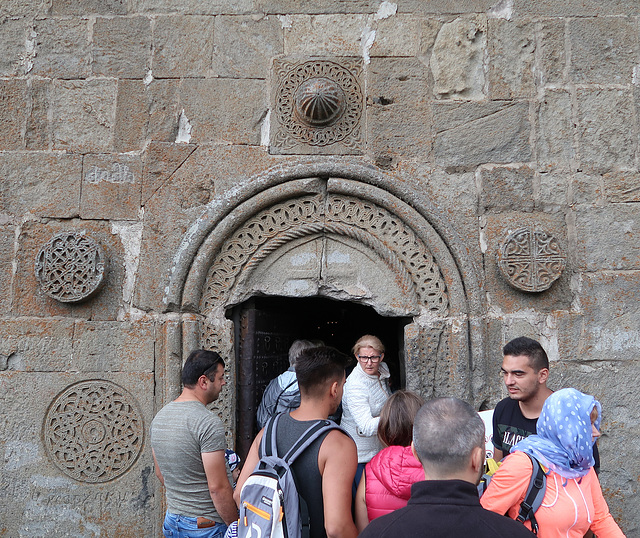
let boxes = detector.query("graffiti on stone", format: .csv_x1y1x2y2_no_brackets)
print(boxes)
496,227,566,292
43,380,144,483
35,232,106,303
85,163,135,184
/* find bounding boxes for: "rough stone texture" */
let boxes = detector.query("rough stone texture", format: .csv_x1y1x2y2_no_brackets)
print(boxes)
568,17,638,85
537,19,566,85
0,79,27,151
212,15,283,78
52,79,118,153
431,16,486,100
603,171,640,203
25,78,53,150
575,205,640,271
513,0,640,17
133,0,255,14
153,15,215,78
179,78,267,145
0,227,15,314
92,16,152,78
114,79,148,152
81,154,143,220
434,101,532,167
368,14,423,58
0,17,26,76
284,14,367,56
51,0,128,15
487,19,535,99
479,165,535,213
32,18,91,78
0,152,82,218
575,88,635,173
537,89,574,171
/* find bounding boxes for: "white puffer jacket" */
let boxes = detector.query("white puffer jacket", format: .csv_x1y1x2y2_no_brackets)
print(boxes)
340,362,391,463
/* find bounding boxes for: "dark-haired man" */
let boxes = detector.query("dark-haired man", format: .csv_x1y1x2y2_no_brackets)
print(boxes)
359,398,534,537
151,350,237,538
492,336,599,473
234,346,358,538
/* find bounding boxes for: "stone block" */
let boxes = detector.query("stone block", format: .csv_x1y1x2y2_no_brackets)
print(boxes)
73,321,156,372
368,14,423,58
52,79,117,153
514,0,640,18
0,17,26,76
92,16,151,78
12,220,125,320
0,227,15,314
114,79,147,152
537,19,565,85
0,79,27,150
32,18,91,78
574,205,640,271
537,89,574,171
434,101,532,167
145,79,181,143
0,152,81,218
569,172,602,205
0,319,75,371
479,165,535,213
153,15,215,78
212,15,283,78
431,16,486,100
482,212,572,312
81,154,143,220
51,0,128,15
537,171,569,213
0,0,49,18
576,88,635,173
25,78,53,150
395,0,497,13
257,0,375,13
603,171,640,203
367,57,431,105
133,0,254,14
487,19,535,99
0,371,157,537
179,78,267,145
569,17,637,85
284,14,367,56
141,142,197,204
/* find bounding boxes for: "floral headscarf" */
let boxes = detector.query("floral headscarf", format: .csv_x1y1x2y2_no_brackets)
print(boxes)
512,388,602,479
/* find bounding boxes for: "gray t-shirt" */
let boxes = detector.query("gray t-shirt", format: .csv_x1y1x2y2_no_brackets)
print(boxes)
150,400,227,520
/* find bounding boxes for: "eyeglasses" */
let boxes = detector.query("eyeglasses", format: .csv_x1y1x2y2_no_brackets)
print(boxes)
357,355,382,363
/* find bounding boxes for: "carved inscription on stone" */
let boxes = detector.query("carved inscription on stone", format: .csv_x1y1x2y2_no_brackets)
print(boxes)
85,163,135,184
43,380,144,483
496,227,566,292
272,58,364,153
35,232,106,303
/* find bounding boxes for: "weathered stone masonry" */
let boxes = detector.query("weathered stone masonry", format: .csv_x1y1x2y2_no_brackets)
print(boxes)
1,0,639,535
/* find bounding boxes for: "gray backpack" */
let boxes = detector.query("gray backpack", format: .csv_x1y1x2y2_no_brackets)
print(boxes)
237,414,342,538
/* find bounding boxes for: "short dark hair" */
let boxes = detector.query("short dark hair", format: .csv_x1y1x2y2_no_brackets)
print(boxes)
182,349,225,387
503,336,549,372
295,346,349,398
378,390,425,447
413,398,484,475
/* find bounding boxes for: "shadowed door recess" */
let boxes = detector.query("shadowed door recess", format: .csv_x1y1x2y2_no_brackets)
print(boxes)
232,296,409,459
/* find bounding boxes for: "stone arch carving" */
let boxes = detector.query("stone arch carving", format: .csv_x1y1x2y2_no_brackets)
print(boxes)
163,161,486,438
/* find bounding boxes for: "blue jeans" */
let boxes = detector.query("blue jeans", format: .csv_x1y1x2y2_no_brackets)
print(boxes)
162,512,227,538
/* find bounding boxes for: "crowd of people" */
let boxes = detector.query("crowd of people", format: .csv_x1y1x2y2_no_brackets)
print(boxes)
149,336,625,538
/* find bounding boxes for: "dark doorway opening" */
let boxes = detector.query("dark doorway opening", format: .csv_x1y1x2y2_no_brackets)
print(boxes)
230,296,411,459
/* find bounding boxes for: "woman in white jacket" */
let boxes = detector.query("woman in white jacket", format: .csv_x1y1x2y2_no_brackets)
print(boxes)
341,335,392,493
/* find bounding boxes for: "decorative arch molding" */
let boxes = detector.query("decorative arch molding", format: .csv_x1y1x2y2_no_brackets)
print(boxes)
163,160,487,415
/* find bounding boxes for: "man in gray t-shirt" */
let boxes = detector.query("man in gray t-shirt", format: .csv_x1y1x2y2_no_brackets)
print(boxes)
151,350,237,538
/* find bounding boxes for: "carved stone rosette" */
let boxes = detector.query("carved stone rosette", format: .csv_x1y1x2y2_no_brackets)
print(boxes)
271,58,364,154
43,380,144,483
35,231,106,303
496,227,566,292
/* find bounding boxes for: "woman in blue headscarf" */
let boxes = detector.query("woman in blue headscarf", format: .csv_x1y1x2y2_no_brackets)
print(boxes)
481,388,625,537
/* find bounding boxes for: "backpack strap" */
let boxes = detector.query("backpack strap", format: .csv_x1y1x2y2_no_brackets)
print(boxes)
283,419,344,465
274,379,298,411
516,453,546,535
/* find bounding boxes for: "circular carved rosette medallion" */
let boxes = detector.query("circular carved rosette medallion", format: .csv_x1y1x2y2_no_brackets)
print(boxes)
43,380,144,483
35,232,106,303
497,227,566,292
275,59,363,146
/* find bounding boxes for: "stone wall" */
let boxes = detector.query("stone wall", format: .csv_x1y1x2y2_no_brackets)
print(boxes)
1,0,639,535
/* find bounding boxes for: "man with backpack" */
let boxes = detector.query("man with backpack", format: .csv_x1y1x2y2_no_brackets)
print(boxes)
234,346,358,538
359,398,535,538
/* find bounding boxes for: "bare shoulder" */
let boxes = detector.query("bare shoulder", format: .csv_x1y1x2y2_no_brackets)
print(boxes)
319,428,356,466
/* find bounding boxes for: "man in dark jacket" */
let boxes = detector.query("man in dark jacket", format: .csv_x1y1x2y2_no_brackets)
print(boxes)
359,397,535,538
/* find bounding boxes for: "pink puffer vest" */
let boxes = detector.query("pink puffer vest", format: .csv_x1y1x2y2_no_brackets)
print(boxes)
365,444,424,521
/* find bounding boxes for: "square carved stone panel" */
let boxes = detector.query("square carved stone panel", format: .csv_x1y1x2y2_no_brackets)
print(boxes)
270,57,364,155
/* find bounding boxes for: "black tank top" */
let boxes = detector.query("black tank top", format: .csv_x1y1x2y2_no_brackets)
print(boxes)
262,414,332,538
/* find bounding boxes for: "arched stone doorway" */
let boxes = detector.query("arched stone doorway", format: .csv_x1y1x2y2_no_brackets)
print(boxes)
163,161,486,452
